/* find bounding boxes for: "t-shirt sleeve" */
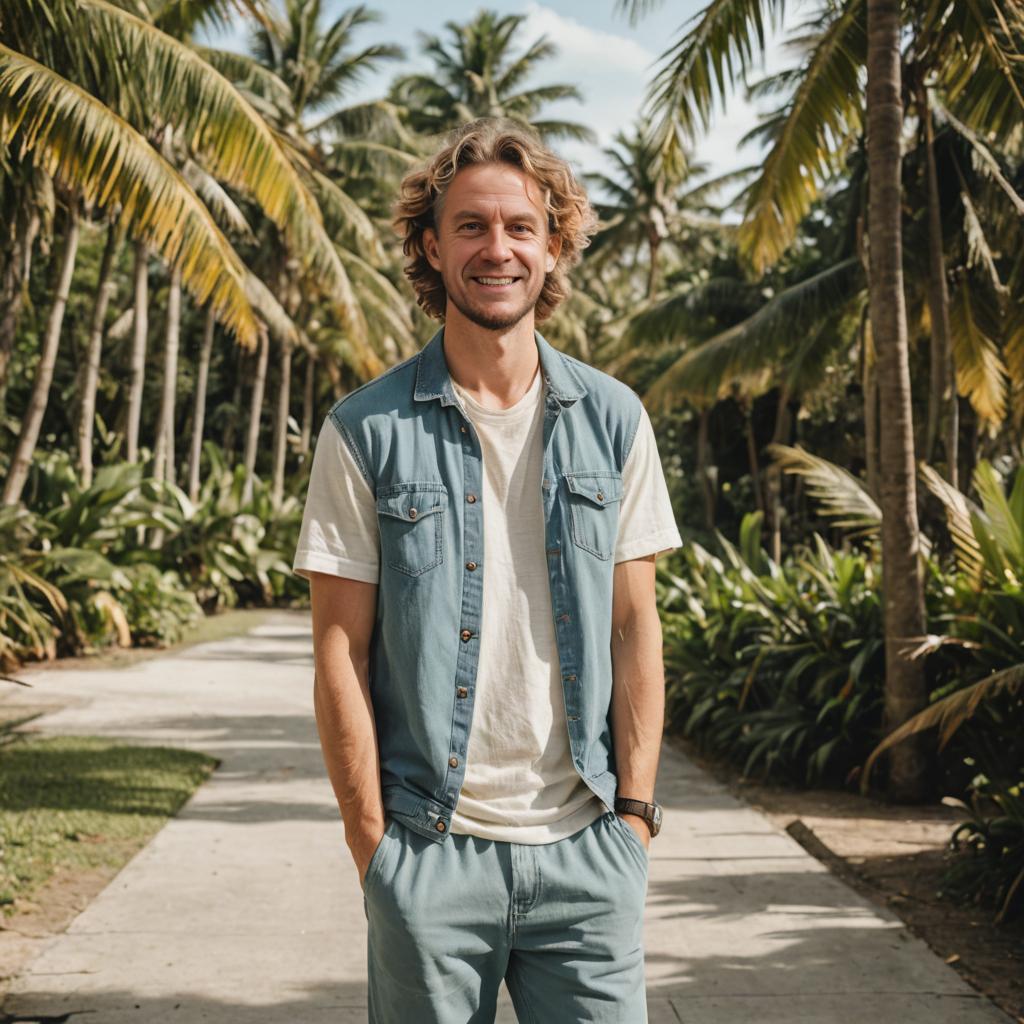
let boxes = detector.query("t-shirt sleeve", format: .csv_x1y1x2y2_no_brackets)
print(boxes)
292,416,380,583
614,403,683,563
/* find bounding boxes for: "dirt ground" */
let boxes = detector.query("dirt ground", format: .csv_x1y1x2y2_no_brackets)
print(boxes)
671,737,1024,1023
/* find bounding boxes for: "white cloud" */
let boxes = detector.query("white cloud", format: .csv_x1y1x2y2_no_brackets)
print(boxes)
514,4,657,174
517,1,801,188
520,3,656,76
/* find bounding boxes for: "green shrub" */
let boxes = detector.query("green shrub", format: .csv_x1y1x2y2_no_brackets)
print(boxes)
0,443,304,666
659,511,885,785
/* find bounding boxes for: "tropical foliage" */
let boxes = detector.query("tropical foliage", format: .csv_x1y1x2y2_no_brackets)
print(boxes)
3,0,1024,922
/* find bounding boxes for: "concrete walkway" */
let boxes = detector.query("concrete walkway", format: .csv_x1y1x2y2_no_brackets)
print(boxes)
0,612,1009,1023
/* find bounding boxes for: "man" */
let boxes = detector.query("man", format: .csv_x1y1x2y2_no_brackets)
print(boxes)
293,118,682,1023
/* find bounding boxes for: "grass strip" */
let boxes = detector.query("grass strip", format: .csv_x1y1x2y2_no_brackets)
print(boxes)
0,736,216,912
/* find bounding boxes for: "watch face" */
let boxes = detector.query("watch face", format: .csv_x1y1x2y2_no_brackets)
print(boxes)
651,805,663,835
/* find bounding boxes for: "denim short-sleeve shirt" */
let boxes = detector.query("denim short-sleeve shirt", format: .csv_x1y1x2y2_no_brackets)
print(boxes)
316,327,657,843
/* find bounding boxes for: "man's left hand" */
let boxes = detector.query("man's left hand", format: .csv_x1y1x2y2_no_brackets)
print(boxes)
618,812,651,851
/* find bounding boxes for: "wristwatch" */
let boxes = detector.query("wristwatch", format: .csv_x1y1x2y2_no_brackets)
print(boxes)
614,797,663,838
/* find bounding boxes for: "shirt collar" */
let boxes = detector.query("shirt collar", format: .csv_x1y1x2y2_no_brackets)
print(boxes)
413,325,587,407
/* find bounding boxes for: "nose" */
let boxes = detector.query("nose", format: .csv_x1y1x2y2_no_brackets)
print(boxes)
479,223,512,262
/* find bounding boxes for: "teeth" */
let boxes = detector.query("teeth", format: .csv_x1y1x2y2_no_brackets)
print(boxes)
477,277,515,285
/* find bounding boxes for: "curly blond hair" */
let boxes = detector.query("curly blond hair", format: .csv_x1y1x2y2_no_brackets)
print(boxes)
393,118,598,324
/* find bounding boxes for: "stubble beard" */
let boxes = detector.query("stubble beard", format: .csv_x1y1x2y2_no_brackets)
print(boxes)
447,273,543,333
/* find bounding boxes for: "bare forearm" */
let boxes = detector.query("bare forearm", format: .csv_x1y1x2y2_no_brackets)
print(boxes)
313,649,384,840
610,604,665,801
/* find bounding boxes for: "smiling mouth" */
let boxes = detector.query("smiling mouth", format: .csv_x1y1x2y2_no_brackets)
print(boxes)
472,276,519,287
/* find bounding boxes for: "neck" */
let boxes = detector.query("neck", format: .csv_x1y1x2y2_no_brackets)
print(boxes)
441,304,540,411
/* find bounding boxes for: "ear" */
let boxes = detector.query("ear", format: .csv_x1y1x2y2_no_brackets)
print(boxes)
545,232,562,274
423,228,442,272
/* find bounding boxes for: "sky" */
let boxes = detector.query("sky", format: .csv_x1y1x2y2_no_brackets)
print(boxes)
207,1,801,198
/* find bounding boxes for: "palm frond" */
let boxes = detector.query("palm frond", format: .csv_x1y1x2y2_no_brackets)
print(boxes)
949,275,1008,431
645,0,786,165
8,0,365,343
959,181,1006,296
940,102,1024,217
973,460,1024,568
523,118,597,144
737,0,866,276
309,167,379,260
642,257,864,407
181,157,253,239
191,45,293,109
767,443,882,536
0,43,258,345
614,0,667,27
918,462,985,580
243,270,297,345
862,664,1024,792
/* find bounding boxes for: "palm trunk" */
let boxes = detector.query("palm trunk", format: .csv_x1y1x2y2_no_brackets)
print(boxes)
745,406,764,513
153,265,182,484
0,208,41,406
866,0,930,801
919,82,957,487
863,326,880,500
301,351,315,455
188,306,216,502
271,335,294,506
324,356,344,400
223,344,245,458
2,200,81,507
242,325,269,505
647,233,661,300
125,240,149,462
767,383,792,563
857,305,880,498
77,220,121,487
696,405,716,530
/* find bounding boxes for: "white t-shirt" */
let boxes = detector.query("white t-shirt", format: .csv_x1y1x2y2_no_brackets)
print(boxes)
293,368,683,843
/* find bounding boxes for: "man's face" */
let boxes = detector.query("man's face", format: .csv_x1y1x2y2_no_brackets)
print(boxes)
423,162,562,332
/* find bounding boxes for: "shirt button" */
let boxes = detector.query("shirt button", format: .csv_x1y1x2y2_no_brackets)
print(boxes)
460,629,472,642
457,686,468,698
466,493,477,503
466,561,477,571
460,425,467,434
408,507,417,519
435,820,447,833
596,492,604,502
449,756,459,768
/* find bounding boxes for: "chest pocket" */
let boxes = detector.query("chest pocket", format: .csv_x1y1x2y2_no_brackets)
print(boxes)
376,482,447,577
565,470,623,561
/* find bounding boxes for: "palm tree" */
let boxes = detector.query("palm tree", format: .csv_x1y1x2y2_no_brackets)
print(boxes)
622,0,1024,796
864,0,929,800
389,10,595,143
1,192,80,506
244,0,412,502
248,1,403,137
0,158,46,407
587,121,745,299
76,217,122,485
0,0,369,503
618,0,933,794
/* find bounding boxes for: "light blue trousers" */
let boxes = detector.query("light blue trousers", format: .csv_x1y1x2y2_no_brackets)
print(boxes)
362,810,649,1023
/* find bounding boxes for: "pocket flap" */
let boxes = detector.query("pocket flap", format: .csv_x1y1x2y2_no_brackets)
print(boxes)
564,471,623,506
376,483,448,521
